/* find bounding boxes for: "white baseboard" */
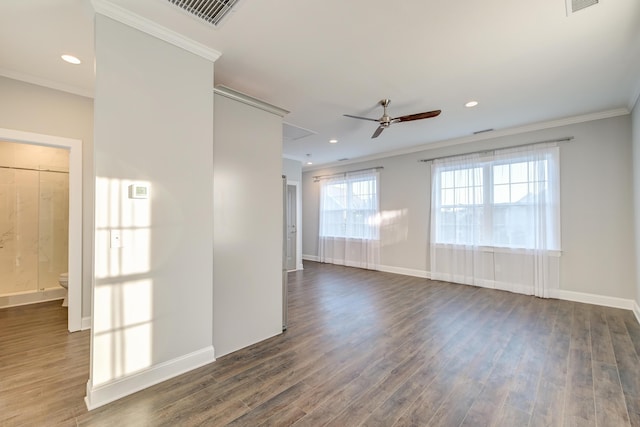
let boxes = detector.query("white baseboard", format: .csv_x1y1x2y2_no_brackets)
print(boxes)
377,264,429,279
81,316,91,330
302,256,428,278
0,288,65,309
550,289,635,311
85,345,216,410
633,301,640,325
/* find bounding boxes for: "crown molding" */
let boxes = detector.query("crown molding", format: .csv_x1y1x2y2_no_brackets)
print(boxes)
214,85,289,117
304,108,631,171
0,68,94,99
91,0,222,62
282,154,303,162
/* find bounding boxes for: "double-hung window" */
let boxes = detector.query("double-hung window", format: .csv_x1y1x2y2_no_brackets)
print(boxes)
319,170,379,240
432,144,560,251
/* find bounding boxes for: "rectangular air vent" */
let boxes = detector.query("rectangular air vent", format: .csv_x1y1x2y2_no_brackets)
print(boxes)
167,0,242,27
566,0,598,14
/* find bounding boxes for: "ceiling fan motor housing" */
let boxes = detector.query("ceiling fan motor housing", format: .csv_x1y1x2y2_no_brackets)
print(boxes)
380,99,392,126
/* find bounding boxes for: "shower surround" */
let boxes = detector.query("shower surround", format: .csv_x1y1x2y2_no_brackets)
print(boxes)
0,141,69,307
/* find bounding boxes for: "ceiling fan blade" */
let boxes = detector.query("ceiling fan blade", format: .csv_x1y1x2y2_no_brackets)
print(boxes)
371,126,385,138
394,109,442,122
344,114,380,122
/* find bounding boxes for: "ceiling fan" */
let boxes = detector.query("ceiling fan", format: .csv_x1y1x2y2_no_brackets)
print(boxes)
344,99,441,138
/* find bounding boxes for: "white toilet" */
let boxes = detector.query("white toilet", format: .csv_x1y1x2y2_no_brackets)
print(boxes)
58,272,69,307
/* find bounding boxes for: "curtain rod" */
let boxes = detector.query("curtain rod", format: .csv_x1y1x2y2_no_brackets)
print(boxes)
313,166,383,182
418,136,574,163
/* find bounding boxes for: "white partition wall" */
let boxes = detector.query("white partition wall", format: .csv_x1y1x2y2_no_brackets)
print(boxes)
213,87,288,357
87,12,219,409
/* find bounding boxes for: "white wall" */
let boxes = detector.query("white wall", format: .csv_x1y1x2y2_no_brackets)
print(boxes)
87,15,215,408
303,115,635,300
632,100,640,307
283,157,302,182
213,92,284,357
0,76,94,318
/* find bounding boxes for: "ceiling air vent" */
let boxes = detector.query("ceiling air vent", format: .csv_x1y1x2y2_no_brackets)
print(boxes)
167,0,242,27
566,0,598,14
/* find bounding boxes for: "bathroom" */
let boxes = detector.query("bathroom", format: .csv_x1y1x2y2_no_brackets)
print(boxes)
0,140,69,308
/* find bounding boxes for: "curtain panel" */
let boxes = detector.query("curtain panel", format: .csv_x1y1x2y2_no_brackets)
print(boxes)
318,170,380,270
430,143,561,297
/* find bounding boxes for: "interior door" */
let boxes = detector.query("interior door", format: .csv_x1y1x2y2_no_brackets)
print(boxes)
286,184,297,271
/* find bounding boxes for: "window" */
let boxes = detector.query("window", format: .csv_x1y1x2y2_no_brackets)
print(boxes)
319,171,379,240
432,145,560,250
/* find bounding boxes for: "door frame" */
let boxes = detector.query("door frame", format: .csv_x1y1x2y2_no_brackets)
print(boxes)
286,179,302,270
0,128,83,332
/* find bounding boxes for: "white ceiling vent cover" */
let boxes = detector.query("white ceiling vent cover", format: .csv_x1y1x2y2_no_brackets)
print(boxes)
167,0,242,27
566,0,598,14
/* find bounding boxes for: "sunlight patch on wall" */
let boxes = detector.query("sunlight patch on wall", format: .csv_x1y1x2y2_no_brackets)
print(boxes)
373,209,409,246
93,279,153,384
93,177,153,386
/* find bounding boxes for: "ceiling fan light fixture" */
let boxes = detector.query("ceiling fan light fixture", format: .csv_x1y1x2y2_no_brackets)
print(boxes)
61,54,81,65
465,100,479,108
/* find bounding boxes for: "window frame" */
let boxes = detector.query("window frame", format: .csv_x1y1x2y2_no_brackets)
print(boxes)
319,172,379,240
432,148,560,251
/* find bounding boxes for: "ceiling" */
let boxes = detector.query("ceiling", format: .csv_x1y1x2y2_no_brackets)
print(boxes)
1,0,639,169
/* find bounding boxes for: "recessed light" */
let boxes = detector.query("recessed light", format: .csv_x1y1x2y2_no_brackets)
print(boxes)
306,161,313,165
465,100,479,108
61,54,81,65
329,139,338,144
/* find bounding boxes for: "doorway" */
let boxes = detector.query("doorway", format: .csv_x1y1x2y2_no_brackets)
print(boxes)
285,180,302,271
0,128,82,332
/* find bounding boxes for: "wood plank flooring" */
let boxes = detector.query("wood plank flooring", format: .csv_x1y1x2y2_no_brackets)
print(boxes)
2,261,640,426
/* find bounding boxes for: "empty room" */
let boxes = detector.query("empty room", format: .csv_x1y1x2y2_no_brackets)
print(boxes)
1,0,640,426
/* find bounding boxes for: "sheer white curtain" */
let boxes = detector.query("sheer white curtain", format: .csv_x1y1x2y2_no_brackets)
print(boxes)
318,170,380,270
430,143,560,297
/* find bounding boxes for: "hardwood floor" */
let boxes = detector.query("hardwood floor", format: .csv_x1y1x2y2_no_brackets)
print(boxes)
2,261,640,426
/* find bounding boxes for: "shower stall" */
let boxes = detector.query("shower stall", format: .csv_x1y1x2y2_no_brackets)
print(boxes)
0,141,69,308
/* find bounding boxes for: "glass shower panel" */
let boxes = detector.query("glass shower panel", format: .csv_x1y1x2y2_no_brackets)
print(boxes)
12,169,39,294
0,141,69,299
38,171,69,290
